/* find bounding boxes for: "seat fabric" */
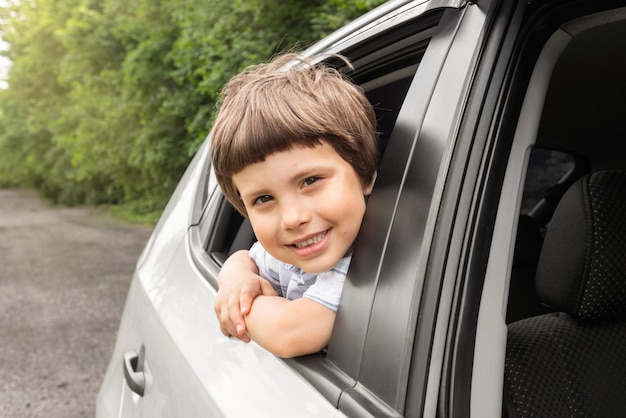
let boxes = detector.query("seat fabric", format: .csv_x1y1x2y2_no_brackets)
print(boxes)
504,170,626,418
506,314,626,417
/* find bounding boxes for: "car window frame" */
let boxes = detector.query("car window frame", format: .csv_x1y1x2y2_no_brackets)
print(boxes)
429,0,531,415
335,5,498,417
333,2,510,416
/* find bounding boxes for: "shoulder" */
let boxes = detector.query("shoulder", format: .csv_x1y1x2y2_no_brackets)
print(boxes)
315,253,352,281
330,254,352,276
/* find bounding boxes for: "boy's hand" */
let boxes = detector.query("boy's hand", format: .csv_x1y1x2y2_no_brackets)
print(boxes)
214,250,277,342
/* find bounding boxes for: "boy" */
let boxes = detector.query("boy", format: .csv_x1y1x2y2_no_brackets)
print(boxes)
211,53,378,358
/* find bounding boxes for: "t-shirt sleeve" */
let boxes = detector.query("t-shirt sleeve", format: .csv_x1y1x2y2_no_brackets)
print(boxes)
302,256,350,312
248,242,283,296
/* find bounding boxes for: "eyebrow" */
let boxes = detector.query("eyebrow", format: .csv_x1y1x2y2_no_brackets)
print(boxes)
238,161,333,202
238,187,270,203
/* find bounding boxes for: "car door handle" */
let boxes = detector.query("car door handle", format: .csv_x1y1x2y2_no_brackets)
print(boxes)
123,346,146,396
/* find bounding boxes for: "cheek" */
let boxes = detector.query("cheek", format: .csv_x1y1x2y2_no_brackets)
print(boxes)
248,215,272,243
326,190,367,226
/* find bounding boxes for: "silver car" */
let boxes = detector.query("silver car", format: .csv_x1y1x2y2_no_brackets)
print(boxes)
97,0,626,416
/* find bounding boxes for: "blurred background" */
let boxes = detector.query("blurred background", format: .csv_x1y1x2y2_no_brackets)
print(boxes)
0,0,386,223
0,1,385,416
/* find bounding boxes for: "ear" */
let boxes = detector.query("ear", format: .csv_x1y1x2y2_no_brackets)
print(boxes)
363,171,377,196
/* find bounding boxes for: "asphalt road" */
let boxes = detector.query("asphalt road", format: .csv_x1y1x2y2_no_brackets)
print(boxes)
0,189,154,417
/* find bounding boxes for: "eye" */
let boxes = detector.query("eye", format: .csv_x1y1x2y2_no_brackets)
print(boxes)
302,176,321,187
253,195,273,205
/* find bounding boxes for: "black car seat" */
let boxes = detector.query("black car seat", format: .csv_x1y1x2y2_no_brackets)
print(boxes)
504,170,626,418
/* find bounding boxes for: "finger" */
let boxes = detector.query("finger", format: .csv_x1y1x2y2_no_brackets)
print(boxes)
215,294,235,335
214,301,229,337
227,295,245,336
239,290,254,316
220,302,239,337
238,279,263,315
259,279,278,296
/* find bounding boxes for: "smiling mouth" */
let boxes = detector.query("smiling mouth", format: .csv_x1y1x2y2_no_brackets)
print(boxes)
293,231,328,248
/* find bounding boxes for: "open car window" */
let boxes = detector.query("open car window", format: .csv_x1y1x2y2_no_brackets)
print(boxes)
192,6,455,415
203,11,444,266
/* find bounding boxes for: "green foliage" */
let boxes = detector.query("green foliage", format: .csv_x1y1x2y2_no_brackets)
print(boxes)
0,0,387,221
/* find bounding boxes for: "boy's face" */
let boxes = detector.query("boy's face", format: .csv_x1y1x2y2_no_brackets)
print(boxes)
233,141,374,274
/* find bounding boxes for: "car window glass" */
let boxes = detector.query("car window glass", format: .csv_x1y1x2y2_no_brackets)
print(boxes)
506,147,581,324
520,148,576,215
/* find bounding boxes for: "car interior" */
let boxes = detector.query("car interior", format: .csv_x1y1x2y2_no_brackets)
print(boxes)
503,8,626,417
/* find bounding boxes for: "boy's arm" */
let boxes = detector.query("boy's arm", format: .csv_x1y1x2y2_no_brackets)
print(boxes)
244,296,336,358
214,250,277,342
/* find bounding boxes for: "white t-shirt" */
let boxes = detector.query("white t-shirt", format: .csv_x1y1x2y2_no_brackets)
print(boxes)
248,241,350,311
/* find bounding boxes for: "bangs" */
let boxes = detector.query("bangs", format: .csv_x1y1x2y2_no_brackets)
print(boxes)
217,92,326,176
210,53,379,215
214,70,347,177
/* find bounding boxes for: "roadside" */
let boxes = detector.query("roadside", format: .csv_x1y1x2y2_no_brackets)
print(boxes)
0,189,154,418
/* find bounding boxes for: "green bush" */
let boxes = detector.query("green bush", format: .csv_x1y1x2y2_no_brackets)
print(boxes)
0,0,386,222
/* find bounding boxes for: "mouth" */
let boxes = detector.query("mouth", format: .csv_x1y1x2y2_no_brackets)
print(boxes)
292,230,328,249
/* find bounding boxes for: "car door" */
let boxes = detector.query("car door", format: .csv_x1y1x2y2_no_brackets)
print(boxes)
100,0,626,415
327,2,503,416
97,1,473,417
192,2,480,418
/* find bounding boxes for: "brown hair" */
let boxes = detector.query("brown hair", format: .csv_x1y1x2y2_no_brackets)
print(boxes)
211,53,378,215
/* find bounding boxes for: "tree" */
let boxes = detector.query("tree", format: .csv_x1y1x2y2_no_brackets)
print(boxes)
0,0,386,220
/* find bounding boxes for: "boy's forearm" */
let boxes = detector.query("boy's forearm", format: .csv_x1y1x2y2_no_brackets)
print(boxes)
244,295,336,358
217,250,258,288
215,249,274,341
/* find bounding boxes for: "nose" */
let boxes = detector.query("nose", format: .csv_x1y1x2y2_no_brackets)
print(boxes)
280,197,311,230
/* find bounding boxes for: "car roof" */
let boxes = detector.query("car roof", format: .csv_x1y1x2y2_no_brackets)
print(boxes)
302,0,469,57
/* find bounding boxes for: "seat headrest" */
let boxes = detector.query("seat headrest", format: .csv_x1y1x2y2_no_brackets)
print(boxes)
536,170,626,320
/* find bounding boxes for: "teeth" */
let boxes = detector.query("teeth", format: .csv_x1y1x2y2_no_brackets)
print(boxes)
294,231,326,248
